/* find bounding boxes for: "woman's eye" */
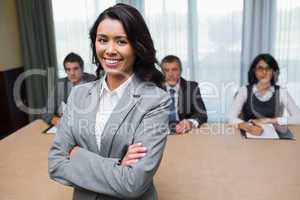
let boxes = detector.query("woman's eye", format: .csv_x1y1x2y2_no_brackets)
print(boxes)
97,38,107,43
117,40,127,45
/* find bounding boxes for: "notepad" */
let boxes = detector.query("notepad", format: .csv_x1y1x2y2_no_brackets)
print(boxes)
246,124,279,139
245,124,294,140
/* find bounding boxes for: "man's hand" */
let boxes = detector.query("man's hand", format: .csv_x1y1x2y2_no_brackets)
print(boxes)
121,143,147,166
175,119,193,134
51,116,61,126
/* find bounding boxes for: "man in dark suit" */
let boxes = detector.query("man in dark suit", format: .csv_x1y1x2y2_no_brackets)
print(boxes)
42,52,95,125
161,55,207,134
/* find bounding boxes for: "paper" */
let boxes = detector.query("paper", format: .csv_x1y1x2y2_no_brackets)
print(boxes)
246,123,279,139
46,126,57,134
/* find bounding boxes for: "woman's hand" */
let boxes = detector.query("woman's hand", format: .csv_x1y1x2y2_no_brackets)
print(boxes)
249,118,277,125
238,122,263,136
69,145,80,158
247,123,263,135
121,143,147,166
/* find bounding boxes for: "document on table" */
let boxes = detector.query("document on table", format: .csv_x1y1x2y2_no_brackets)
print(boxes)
246,123,279,139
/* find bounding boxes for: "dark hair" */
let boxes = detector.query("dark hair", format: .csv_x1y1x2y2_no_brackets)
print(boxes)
160,55,182,72
63,52,84,70
89,3,157,79
248,53,280,85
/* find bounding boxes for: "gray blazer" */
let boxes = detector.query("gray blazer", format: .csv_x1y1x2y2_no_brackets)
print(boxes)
48,75,171,200
42,73,96,124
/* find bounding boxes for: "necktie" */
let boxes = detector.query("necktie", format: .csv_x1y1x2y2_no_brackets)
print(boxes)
169,88,177,123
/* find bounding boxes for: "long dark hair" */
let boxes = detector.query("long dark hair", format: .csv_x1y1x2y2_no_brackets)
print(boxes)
89,3,158,80
248,53,280,85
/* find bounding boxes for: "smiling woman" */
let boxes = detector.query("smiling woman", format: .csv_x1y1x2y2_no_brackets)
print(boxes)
48,3,171,200
95,18,135,89
89,3,158,83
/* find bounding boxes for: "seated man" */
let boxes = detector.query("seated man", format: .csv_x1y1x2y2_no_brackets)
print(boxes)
42,52,95,125
161,55,207,134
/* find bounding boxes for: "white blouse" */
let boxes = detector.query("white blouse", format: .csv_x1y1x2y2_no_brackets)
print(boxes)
226,85,300,125
95,74,134,150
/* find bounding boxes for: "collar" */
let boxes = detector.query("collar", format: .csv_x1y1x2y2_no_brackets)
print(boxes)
252,84,275,96
67,79,83,87
166,80,180,93
100,73,135,99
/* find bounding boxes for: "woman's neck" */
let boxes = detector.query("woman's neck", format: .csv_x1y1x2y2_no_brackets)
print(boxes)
256,82,271,95
106,73,132,90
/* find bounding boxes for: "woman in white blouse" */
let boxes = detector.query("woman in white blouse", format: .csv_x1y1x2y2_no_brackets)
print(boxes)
227,53,300,135
49,4,171,200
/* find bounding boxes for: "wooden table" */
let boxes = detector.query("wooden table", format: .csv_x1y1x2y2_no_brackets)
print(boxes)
0,120,72,200
1,120,300,200
155,123,300,200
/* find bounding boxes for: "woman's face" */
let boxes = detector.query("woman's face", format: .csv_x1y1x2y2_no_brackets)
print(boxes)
255,60,273,84
95,18,135,78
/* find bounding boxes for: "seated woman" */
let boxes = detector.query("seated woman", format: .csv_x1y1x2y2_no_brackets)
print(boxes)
227,53,300,135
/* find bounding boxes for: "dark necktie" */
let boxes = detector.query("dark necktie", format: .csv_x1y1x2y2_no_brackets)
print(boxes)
169,88,177,123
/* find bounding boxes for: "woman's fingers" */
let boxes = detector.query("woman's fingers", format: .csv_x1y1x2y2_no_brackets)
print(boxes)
127,153,147,160
250,125,263,135
123,159,139,166
121,143,147,166
128,143,142,149
128,145,147,154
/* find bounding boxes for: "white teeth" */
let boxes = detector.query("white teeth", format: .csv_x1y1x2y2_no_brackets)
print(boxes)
105,59,118,64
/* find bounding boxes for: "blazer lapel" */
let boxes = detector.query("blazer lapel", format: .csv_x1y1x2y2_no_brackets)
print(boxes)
178,78,185,117
63,78,69,103
83,80,102,154
100,76,142,157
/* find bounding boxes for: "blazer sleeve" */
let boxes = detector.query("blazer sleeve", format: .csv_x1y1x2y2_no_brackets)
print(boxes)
190,82,207,126
48,90,171,198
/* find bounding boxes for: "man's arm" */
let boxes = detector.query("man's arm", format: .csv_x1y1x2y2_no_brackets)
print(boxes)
190,82,207,126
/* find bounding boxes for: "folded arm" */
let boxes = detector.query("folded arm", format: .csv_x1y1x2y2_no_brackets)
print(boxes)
48,91,171,198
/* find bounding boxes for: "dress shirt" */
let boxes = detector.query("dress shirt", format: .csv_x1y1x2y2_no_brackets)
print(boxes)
227,84,300,125
95,74,134,150
166,81,199,128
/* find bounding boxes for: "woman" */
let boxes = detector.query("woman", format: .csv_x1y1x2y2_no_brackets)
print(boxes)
227,53,300,135
48,4,170,200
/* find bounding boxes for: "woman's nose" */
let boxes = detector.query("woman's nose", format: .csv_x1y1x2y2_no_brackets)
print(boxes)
105,42,117,55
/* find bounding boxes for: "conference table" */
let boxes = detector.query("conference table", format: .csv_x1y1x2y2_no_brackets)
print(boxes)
1,120,300,200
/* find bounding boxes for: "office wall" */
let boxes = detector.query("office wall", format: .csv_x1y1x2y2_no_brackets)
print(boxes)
0,0,23,71
0,0,28,138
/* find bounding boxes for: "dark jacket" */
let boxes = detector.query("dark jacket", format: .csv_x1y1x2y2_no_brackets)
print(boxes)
163,77,207,127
